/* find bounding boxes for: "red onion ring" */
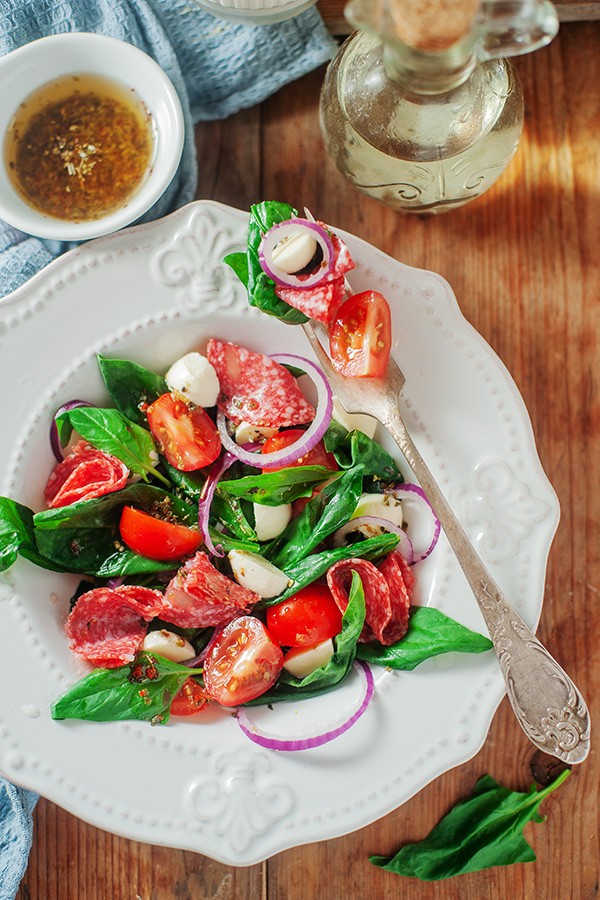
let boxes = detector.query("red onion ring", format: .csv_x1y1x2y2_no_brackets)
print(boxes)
385,483,441,564
332,516,414,564
197,453,238,558
49,400,93,462
258,219,335,288
216,354,332,470
236,660,374,752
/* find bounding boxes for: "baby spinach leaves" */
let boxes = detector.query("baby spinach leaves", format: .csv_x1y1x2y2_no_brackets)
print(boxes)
51,652,202,723
0,497,67,573
218,465,332,506
324,420,401,482
356,606,493,671
370,769,570,880
97,356,167,426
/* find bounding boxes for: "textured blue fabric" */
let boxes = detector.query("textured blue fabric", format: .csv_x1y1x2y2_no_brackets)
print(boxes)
0,0,337,298
0,1,336,896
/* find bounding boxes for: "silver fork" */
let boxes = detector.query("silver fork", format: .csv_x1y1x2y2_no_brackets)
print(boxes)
302,320,590,764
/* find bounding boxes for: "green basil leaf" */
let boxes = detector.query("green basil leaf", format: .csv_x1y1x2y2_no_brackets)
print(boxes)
51,652,203,723
356,606,493,670
56,407,168,486
269,466,364,570
324,420,401,482
97,356,167,426
370,769,571,880
261,532,399,606
218,465,332,506
246,570,366,704
0,497,67,573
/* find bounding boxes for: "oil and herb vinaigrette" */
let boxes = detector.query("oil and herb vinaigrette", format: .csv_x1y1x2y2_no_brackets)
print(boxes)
4,73,154,222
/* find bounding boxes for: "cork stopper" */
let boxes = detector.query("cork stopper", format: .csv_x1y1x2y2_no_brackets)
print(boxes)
387,0,480,50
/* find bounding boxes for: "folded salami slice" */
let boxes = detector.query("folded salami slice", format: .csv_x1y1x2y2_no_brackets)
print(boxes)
65,585,163,668
45,440,129,508
207,339,315,427
327,550,413,646
161,551,259,628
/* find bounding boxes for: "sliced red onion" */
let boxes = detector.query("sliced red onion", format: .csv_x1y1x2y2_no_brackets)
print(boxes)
236,660,374,752
216,354,332,470
385,483,441,564
258,218,335,288
332,516,415,564
50,400,93,462
197,453,238,557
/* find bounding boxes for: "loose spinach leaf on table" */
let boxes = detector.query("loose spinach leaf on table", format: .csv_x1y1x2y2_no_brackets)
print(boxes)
224,200,309,325
218,465,332,506
33,484,195,576
51,652,202,723
0,497,67,573
97,356,167,426
246,570,366,705
261,532,399,606
56,406,169,486
356,606,493,671
323,420,401,482
370,769,571,880
269,465,364,570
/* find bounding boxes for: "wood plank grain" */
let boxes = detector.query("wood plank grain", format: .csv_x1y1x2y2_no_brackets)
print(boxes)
17,21,599,900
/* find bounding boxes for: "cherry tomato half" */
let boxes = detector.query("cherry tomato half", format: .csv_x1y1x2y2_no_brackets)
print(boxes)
170,678,211,716
329,290,392,378
147,392,221,471
203,616,283,707
266,582,343,647
119,506,201,561
261,429,337,473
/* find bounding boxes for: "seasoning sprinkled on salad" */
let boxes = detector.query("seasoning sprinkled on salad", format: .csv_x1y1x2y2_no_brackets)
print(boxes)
0,201,493,749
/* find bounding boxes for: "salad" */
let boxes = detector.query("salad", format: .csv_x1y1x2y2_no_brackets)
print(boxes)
0,201,493,751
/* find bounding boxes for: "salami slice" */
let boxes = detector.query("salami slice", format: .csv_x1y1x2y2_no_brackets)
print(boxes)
207,339,315,427
161,551,259,628
65,585,163,668
45,440,129,508
326,550,413,645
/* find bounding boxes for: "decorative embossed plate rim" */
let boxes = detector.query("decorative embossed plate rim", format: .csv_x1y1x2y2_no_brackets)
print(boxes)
0,201,559,865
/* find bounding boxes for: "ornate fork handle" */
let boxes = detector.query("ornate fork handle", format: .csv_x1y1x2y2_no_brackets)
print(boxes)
382,402,591,764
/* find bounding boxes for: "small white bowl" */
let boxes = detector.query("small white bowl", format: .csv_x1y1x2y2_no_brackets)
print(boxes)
0,33,184,241
191,0,317,25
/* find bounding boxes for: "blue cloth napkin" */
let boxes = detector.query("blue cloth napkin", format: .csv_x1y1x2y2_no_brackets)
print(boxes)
0,1,336,896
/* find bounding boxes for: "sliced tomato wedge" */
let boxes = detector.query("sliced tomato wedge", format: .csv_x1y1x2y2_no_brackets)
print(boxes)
266,582,343,647
329,290,392,378
202,616,283,707
261,428,337,473
119,506,202,561
146,393,221,471
170,678,211,716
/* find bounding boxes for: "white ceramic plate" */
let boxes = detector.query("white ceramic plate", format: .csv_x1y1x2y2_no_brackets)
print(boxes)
0,200,558,865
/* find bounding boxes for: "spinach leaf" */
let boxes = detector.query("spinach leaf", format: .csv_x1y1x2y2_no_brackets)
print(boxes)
207,526,260,555
51,652,202,723
324,420,401,482
0,497,67,573
270,466,364,570
262,532,399,605
356,606,493,671
97,356,167,426
162,462,206,499
370,769,571,880
218,465,332,506
224,200,309,325
56,407,169,486
246,570,366,704
33,484,194,576
211,494,257,542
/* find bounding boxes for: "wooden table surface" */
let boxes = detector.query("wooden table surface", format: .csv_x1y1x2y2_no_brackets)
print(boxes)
17,20,599,900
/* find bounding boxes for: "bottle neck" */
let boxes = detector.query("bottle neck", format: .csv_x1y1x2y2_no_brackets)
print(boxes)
382,39,478,94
